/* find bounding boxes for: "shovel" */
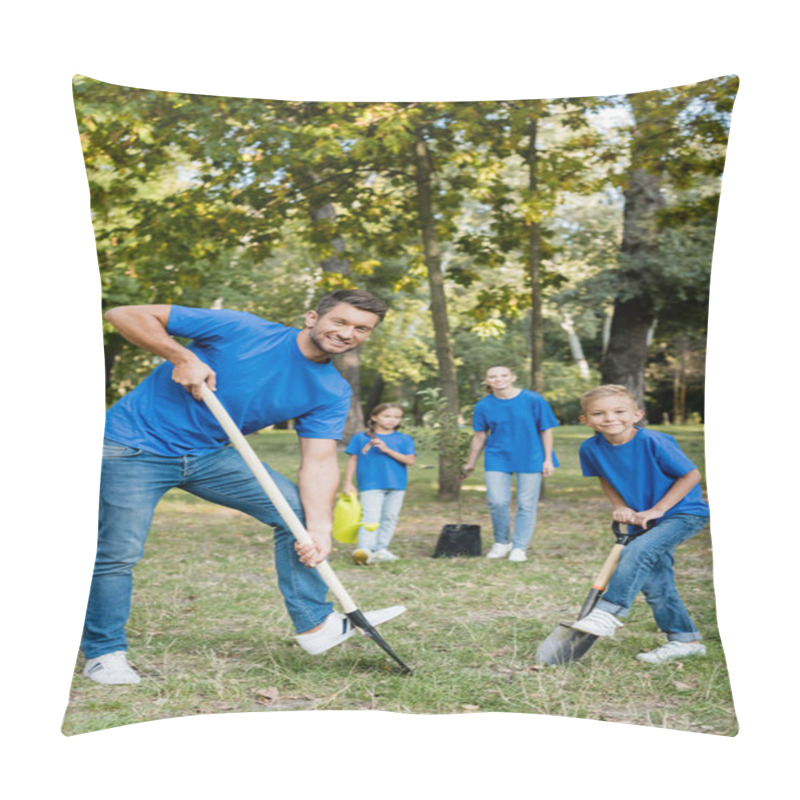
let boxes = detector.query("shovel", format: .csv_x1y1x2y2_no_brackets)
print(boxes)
535,520,653,666
200,385,412,674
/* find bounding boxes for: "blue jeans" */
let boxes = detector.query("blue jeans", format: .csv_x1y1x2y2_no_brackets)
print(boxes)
484,471,543,550
81,440,334,658
596,513,708,642
357,489,405,551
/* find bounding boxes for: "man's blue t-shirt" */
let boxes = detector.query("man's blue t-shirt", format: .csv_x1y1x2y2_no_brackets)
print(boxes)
104,306,352,456
579,428,709,520
345,431,416,491
472,389,560,473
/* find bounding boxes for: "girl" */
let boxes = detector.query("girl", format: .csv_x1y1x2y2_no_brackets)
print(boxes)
343,403,416,564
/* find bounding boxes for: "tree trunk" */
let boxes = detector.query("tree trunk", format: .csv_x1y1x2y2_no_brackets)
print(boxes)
363,373,385,419
560,313,591,380
413,133,461,500
527,115,544,393
310,201,364,442
601,162,665,410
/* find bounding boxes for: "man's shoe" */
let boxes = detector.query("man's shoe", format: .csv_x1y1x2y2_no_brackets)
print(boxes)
508,548,527,562
296,606,406,655
486,542,513,559
352,548,373,565
83,651,141,685
571,608,623,637
636,641,706,664
372,549,399,562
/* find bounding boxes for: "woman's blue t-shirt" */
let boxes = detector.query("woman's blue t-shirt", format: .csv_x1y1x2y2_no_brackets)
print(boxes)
345,431,416,490
104,306,352,456
579,428,709,519
472,389,560,473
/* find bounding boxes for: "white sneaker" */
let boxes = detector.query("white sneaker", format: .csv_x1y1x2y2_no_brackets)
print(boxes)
372,549,399,562
352,548,374,565
508,548,527,562
83,650,141,685
296,606,406,655
486,542,513,559
636,641,706,664
571,608,623,637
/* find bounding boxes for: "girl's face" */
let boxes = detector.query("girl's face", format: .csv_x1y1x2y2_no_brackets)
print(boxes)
372,407,404,431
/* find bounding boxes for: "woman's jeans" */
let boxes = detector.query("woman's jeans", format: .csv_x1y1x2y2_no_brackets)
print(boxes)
484,471,543,550
357,489,406,551
596,513,709,641
82,440,334,658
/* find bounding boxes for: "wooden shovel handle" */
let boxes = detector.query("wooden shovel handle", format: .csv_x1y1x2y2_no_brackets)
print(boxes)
200,385,358,614
592,543,625,592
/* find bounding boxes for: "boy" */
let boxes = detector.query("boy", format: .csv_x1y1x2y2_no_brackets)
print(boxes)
571,385,710,664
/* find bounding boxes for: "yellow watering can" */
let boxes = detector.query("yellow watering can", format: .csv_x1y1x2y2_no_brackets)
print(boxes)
332,492,379,543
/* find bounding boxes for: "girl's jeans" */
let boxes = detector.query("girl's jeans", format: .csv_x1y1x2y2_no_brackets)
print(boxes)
596,513,709,642
82,440,334,659
484,471,543,550
357,489,406,551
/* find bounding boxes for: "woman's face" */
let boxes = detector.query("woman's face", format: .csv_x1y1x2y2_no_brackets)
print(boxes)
484,367,516,392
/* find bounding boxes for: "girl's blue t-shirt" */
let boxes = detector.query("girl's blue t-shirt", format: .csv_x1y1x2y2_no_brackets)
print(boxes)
579,428,709,519
104,306,352,456
472,389,560,473
346,431,416,490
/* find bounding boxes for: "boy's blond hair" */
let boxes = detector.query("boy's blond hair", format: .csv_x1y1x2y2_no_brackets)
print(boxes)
580,384,639,413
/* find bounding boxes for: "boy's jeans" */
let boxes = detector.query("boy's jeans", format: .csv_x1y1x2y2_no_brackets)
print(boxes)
81,440,334,659
484,471,543,550
596,513,709,642
357,489,406,551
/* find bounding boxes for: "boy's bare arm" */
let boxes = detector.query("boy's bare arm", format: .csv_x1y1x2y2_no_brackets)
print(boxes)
633,469,702,528
598,477,637,523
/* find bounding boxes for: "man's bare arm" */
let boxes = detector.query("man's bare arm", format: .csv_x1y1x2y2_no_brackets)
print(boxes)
294,437,340,568
104,305,216,398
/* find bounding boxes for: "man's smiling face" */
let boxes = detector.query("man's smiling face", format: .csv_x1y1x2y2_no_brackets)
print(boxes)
303,302,380,359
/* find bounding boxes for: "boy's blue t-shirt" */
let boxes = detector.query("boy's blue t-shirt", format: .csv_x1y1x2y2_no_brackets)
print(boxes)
579,428,709,519
345,431,416,491
472,389,560,473
104,306,352,456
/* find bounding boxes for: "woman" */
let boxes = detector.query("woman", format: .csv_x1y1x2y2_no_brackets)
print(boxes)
462,366,559,562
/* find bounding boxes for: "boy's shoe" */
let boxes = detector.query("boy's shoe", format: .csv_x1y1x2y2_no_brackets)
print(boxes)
571,609,623,637
636,641,707,664
296,606,406,655
352,548,373,565
372,549,399,562
486,542,513,559
83,650,141,685
508,548,527,562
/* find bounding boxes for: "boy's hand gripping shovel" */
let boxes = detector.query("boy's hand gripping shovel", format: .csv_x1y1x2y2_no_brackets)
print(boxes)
535,520,654,666
200,385,412,674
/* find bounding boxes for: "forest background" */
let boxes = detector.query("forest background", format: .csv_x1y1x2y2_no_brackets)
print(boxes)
77,75,736,498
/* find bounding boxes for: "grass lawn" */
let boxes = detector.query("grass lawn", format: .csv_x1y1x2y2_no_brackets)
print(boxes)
62,424,737,736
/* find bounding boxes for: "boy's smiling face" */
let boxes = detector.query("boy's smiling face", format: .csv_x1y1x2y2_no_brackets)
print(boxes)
580,394,644,444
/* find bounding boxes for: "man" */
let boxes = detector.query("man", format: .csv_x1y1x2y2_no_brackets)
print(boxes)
82,289,404,685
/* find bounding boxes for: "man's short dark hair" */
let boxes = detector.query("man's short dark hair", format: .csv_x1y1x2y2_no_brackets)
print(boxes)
314,290,388,322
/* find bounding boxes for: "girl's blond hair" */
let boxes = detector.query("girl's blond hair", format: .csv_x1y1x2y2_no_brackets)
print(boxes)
580,384,639,413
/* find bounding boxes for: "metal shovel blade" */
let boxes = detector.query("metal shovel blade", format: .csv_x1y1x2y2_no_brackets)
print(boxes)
535,622,599,666
346,609,413,674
